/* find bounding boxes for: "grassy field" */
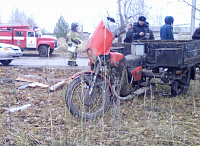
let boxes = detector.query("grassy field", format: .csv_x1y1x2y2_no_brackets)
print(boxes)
0,65,200,145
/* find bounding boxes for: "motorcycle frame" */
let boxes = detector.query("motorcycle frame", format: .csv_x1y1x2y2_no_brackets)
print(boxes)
66,70,114,95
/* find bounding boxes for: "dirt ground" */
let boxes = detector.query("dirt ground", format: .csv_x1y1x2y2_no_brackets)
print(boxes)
0,65,200,145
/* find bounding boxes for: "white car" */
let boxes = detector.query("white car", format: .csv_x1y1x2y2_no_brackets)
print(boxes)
0,43,23,65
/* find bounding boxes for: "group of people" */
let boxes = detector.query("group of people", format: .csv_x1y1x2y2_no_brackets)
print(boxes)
66,15,176,66
124,15,174,43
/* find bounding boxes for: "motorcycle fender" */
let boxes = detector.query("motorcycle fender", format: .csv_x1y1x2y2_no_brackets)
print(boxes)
110,52,124,67
132,66,142,81
66,70,113,94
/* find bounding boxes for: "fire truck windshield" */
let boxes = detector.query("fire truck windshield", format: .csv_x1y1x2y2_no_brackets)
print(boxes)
35,31,42,37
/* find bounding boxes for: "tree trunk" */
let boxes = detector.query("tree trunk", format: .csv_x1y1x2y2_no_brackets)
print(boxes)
118,0,125,43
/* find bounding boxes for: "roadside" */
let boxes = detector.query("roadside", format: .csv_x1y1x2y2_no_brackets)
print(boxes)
9,47,89,69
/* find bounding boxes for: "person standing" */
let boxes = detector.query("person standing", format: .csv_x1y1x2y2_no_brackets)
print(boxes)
124,23,134,43
66,22,81,66
192,24,200,39
132,16,151,41
145,22,155,40
160,16,174,40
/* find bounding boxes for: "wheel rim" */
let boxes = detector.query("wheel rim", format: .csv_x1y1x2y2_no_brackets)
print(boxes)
39,46,48,57
171,70,191,96
40,48,46,56
70,76,108,115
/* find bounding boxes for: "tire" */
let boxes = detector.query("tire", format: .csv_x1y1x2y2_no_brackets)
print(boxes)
65,73,111,120
171,70,191,96
0,60,12,65
39,45,48,57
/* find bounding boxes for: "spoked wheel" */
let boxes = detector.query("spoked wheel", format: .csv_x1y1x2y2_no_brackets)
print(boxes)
171,69,191,96
65,73,111,120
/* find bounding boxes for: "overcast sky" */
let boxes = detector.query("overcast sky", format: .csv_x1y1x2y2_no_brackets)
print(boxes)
0,0,199,33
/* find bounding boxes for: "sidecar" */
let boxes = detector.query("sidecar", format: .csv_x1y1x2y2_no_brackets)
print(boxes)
112,40,200,96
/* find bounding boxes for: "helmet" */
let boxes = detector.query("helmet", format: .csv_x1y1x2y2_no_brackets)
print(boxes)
71,22,78,31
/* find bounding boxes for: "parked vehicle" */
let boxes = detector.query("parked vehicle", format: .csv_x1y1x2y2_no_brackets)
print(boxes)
0,25,57,57
65,18,200,120
0,43,23,65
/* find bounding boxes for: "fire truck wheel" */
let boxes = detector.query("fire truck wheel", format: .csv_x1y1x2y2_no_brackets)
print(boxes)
39,45,48,57
0,60,12,65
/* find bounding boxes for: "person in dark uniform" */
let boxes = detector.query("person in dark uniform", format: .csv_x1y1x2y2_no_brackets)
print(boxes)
192,26,200,39
145,22,155,40
124,23,134,43
132,16,151,40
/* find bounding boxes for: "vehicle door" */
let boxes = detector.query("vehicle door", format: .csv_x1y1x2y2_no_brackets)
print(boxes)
26,31,37,48
13,30,26,48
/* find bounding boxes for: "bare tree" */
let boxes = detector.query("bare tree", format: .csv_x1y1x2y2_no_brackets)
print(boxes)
116,0,148,42
40,27,48,34
27,15,37,27
9,8,27,24
9,8,37,27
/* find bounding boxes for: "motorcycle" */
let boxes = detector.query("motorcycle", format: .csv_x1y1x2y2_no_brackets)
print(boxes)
65,18,149,120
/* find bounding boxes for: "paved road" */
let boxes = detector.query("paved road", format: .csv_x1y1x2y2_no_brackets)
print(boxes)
2,54,90,69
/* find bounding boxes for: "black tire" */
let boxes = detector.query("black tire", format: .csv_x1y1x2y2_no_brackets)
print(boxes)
171,70,191,96
39,45,48,57
65,73,111,120
0,60,12,65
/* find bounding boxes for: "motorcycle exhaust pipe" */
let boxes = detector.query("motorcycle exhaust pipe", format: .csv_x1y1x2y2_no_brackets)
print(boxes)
112,85,150,100
133,87,150,96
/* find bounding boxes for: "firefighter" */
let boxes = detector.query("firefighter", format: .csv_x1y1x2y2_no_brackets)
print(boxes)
66,22,81,66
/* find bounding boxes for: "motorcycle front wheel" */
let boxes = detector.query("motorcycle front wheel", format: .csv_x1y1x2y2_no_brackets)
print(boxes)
65,73,111,120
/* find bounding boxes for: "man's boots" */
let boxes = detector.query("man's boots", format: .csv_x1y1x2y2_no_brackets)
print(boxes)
68,61,72,66
72,61,78,66
68,61,78,66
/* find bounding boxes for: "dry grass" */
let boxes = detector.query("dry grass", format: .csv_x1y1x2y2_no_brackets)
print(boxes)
0,66,200,145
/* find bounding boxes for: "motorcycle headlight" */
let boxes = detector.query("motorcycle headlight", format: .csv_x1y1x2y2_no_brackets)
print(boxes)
87,49,96,62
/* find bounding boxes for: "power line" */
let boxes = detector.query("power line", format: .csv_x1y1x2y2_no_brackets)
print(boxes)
182,0,200,12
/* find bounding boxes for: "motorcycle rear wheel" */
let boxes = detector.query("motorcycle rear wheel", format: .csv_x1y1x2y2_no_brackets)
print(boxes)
171,70,191,96
65,74,111,120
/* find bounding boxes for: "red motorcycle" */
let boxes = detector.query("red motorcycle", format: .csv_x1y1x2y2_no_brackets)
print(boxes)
65,19,149,119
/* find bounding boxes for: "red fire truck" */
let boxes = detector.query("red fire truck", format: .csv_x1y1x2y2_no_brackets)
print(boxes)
0,25,57,57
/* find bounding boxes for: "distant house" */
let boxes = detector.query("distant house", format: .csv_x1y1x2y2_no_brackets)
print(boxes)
79,32,91,40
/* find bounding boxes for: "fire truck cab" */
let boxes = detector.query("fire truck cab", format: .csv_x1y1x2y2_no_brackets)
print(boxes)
0,25,57,57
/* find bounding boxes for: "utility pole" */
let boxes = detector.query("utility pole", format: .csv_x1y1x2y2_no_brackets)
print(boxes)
199,3,200,27
190,0,196,38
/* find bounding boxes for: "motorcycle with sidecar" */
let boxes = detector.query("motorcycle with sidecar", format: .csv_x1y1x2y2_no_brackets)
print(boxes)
65,18,200,119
